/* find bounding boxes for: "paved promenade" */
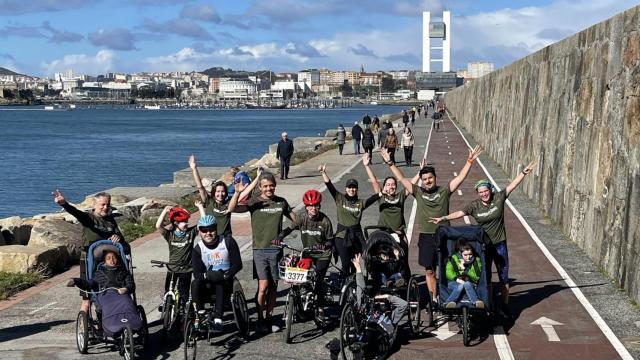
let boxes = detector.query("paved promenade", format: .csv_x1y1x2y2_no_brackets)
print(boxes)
0,109,638,359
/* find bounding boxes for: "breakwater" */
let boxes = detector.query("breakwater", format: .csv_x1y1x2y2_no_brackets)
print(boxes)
444,6,640,302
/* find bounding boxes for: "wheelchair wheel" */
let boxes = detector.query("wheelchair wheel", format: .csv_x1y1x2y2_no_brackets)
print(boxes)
339,304,361,360
283,292,295,344
462,306,470,346
407,277,421,336
122,325,136,360
137,305,149,350
339,278,357,308
183,317,197,360
232,289,250,339
424,291,434,326
76,311,89,354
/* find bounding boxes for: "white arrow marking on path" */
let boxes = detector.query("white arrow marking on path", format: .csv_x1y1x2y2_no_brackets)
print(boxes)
433,321,457,341
531,316,564,342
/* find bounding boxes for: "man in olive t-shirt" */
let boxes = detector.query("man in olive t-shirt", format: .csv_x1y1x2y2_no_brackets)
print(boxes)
228,172,295,334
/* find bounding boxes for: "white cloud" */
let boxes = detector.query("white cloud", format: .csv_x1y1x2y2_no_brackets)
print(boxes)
41,50,116,76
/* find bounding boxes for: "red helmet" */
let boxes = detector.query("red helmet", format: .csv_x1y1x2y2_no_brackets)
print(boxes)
168,207,190,223
303,189,322,206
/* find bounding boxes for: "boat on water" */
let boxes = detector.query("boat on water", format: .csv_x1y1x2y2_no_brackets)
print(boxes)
44,105,54,111
244,102,287,109
144,105,161,110
370,101,378,105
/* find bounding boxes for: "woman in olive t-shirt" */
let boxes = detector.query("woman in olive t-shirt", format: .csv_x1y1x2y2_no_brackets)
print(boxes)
319,163,377,275
430,161,535,315
189,155,233,236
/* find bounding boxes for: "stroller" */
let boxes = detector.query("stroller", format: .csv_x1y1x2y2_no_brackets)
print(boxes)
339,226,421,359
74,240,148,359
435,226,491,346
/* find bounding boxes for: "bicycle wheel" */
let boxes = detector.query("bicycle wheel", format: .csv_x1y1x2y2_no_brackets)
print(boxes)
425,291,434,327
137,305,149,350
407,277,421,336
462,306,470,346
232,289,250,339
161,297,174,335
122,325,136,360
183,318,197,360
283,292,295,344
339,278,357,308
75,311,89,354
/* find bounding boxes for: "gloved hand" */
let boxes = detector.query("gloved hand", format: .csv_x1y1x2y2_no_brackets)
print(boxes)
223,271,231,281
271,238,283,247
66,278,79,287
206,269,224,283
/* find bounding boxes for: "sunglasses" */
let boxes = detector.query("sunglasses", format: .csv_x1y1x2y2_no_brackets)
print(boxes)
198,226,216,233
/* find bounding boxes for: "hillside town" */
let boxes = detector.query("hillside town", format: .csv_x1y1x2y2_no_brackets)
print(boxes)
0,63,494,104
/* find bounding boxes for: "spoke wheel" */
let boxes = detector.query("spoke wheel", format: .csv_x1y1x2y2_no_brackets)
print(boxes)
339,279,357,309
407,277,421,336
137,305,149,350
183,318,197,360
283,292,295,344
123,326,136,360
76,311,89,354
162,297,174,335
339,304,361,360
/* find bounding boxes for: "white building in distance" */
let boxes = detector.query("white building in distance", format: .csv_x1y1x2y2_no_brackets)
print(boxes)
467,62,494,78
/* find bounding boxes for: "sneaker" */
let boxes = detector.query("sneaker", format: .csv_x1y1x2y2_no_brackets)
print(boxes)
256,320,269,334
445,302,456,309
157,303,163,312
266,318,281,333
475,301,485,309
211,318,223,333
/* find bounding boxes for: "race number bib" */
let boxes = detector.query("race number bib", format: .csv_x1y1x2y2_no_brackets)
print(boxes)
284,267,308,284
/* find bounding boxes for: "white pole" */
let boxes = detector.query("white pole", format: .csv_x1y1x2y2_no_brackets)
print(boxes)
423,12,431,72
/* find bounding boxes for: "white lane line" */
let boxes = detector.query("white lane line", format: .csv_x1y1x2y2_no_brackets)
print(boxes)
463,216,471,225
29,302,57,315
453,171,458,176
406,122,434,245
457,190,463,196
448,114,634,360
493,326,515,360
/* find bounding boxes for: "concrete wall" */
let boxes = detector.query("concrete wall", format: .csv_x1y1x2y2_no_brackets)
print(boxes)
445,6,640,302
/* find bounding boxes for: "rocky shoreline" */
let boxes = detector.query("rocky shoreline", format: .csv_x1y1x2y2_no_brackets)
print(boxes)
0,112,401,276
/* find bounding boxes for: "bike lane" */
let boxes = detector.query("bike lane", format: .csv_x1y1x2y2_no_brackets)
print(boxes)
397,115,630,359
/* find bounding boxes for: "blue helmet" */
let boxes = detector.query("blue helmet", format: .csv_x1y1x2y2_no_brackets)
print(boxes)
197,215,216,227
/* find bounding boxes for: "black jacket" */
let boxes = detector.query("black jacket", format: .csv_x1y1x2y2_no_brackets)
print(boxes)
276,139,294,159
362,115,371,125
362,129,375,148
74,264,135,294
351,125,362,140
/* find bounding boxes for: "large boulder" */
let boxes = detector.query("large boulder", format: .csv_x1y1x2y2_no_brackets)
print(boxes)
0,229,5,246
78,193,131,209
117,197,178,222
28,219,83,261
0,216,33,245
0,245,68,274
139,198,179,223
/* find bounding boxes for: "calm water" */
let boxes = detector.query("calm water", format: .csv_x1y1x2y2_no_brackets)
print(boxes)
0,105,404,218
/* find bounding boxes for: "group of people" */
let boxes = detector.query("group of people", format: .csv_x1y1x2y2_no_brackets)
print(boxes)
337,113,417,167
54,107,535,348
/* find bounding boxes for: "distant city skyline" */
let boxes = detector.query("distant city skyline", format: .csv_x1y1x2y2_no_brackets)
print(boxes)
0,0,637,77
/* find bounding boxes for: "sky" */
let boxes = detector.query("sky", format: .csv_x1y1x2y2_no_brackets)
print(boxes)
0,0,638,77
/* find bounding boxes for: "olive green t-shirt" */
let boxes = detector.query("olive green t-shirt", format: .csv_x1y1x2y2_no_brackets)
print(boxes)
290,211,333,260
377,192,407,232
205,197,232,235
161,226,197,273
333,192,366,239
463,190,508,245
247,195,292,249
411,184,451,234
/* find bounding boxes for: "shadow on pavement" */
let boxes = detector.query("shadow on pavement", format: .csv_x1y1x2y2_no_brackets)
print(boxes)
0,319,74,343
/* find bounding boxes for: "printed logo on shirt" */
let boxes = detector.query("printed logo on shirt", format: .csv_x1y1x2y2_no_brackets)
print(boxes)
342,204,361,213
421,192,441,201
171,241,188,247
259,206,283,213
476,205,498,218
385,196,400,204
206,251,224,266
301,229,322,236
212,208,228,215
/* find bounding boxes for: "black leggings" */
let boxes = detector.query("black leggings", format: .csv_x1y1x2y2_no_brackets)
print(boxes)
314,259,330,307
191,278,228,316
338,144,344,155
403,146,413,165
335,239,359,276
363,146,373,159
387,148,396,164
164,272,192,305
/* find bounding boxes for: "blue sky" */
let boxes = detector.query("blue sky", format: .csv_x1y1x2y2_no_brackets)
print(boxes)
0,0,637,77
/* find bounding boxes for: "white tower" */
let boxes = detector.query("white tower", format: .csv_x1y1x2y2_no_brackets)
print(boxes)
422,11,451,72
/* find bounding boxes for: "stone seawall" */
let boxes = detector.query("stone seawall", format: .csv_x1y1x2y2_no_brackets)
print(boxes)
444,6,640,302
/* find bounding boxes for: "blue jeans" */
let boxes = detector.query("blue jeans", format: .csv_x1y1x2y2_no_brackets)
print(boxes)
353,140,361,154
445,281,478,303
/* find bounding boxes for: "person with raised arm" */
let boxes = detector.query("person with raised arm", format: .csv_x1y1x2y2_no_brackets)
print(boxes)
189,155,234,236
430,161,535,318
380,144,483,308
228,170,295,334
319,163,377,275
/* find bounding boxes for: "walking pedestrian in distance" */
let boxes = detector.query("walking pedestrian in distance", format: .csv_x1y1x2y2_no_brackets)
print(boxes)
402,110,409,127
382,128,399,165
276,132,294,180
336,124,346,155
351,121,363,155
362,126,375,160
401,127,415,166
362,113,371,129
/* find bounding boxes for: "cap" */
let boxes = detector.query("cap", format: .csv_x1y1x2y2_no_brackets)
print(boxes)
346,179,358,188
